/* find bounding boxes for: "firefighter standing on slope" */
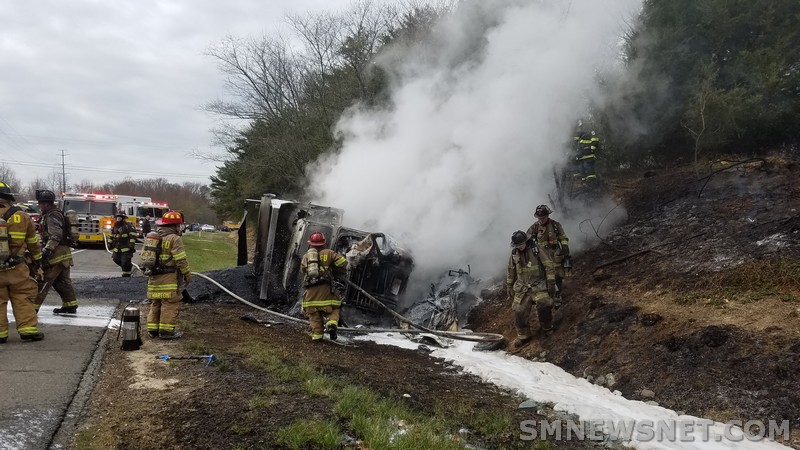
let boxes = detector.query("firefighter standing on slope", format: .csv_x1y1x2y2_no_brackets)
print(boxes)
0,182,44,342
109,212,136,277
526,204,569,305
35,189,79,314
507,230,555,347
574,120,601,183
301,231,347,341
145,210,190,339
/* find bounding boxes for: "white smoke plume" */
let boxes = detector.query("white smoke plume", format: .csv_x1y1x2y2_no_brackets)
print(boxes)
310,0,639,287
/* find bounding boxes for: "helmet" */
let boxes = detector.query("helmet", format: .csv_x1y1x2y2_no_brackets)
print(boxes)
156,210,183,226
510,230,528,247
0,182,15,202
534,204,553,218
115,211,127,219
308,231,326,247
36,189,56,203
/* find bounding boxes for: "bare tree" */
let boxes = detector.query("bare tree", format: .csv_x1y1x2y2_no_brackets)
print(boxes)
0,164,22,196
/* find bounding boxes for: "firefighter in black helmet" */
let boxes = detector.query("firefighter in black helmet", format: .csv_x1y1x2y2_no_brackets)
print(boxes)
527,204,569,305
506,230,555,347
35,189,79,314
110,211,136,276
0,182,44,342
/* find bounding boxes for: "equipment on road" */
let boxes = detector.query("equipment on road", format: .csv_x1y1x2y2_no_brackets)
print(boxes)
119,305,143,351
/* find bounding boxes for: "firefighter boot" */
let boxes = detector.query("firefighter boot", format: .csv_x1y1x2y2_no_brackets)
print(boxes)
0,337,7,344
148,331,159,338
326,322,338,341
53,306,78,314
159,330,184,340
537,304,554,336
513,336,532,347
21,332,45,341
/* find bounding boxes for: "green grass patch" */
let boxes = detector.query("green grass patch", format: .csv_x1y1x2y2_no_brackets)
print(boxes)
182,231,238,272
274,419,343,450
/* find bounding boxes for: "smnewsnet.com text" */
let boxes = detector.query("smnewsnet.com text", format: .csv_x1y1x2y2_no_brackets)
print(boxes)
519,419,790,443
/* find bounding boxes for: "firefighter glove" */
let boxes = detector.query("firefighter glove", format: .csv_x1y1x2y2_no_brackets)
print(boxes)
183,272,192,284
561,244,570,257
41,247,53,262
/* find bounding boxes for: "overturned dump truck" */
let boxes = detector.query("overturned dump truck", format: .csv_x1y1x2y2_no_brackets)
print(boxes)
241,194,414,320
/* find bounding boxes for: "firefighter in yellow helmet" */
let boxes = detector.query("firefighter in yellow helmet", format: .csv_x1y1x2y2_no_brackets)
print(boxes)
35,189,78,314
0,182,44,342
145,210,190,339
301,231,348,341
507,230,555,347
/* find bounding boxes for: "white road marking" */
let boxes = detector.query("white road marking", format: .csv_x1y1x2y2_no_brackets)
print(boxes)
71,249,87,255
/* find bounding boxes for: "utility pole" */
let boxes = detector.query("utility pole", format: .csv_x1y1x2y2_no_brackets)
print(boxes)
60,149,67,194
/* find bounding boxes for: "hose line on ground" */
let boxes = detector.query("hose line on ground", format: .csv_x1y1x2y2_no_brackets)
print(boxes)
191,272,505,344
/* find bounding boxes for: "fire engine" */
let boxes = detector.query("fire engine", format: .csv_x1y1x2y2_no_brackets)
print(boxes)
61,193,120,244
116,197,170,235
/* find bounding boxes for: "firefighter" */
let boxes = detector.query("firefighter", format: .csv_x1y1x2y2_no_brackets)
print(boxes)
141,214,152,236
110,212,136,276
35,189,79,314
301,231,347,341
574,121,601,182
526,204,569,305
0,182,44,342
507,230,555,347
145,210,190,339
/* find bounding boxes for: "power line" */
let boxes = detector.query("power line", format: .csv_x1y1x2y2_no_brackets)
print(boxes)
0,159,212,179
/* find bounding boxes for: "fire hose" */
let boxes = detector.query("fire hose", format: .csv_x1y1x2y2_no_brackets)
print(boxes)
103,233,144,273
190,272,505,344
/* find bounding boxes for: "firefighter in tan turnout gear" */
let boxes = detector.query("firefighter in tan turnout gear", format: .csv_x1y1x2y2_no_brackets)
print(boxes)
144,210,190,339
507,230,555,347
301,231,347,341
109,212,136,277
526,204,569,305
0,182,44,342
35,189,79,314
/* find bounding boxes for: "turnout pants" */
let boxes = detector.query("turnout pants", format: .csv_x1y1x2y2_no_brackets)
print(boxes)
112,251,133,276
36,263,78,311
147,272,182,335
303,306,340,340
0,263,41,340
512,290,554,339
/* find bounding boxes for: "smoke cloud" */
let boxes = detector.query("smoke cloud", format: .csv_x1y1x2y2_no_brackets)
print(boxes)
310,0,640,288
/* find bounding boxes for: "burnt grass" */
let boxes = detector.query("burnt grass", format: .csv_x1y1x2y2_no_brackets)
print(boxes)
472,154,800,434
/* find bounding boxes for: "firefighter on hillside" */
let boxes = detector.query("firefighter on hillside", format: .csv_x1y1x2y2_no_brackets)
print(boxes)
507,230,555,347
35,189,79,314
110,212,136,276
574,120,601,183
526,204,569,305
0,182,44,342
145,210,190,339
301,231,348,341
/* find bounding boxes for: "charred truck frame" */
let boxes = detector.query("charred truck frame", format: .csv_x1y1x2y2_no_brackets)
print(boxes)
241,195,414,318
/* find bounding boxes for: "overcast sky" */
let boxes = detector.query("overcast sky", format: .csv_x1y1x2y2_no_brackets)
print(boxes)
0,0,351,189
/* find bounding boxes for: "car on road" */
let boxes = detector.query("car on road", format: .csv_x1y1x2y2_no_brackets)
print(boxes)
200,224,215,232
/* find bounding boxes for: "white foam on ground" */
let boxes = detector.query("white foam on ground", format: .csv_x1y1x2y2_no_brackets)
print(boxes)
359,333,790,450
7,304,115,328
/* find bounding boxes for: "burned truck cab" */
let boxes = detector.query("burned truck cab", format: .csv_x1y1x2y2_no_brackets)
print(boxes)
247,195,413,318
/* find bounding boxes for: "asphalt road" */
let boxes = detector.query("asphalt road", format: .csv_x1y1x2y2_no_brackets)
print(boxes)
1,246,125,450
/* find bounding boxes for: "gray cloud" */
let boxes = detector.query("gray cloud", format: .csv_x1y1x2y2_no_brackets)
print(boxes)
0,0,350,187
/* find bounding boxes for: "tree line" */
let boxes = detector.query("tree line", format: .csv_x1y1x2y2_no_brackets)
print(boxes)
0,165,216,225
207,0,799,214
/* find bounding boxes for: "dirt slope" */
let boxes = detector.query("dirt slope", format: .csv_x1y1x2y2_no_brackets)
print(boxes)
471,154,800,445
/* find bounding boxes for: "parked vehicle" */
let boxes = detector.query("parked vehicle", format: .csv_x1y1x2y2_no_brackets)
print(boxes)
200,224,215,232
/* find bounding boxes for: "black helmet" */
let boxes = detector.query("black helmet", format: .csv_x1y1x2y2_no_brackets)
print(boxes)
510,230,528,247
0,182,15,202
534,204,553,218
36,189,57,203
